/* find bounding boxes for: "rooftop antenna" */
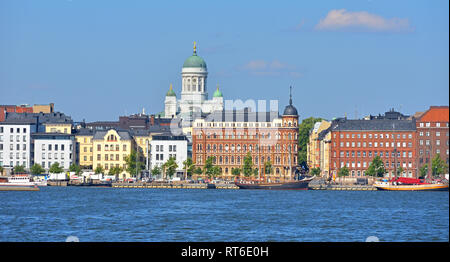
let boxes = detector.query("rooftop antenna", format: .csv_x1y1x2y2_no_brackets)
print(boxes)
289,85,293,105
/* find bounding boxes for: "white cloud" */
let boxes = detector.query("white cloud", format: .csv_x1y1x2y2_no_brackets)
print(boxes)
315,9,413,32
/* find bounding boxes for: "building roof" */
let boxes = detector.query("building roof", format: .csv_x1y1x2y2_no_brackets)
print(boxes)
417,106,449,122
204,108,280,123
183,44,207,69
2,112,72,125
92,129,133,140
31,133,74,139
331,118,416,132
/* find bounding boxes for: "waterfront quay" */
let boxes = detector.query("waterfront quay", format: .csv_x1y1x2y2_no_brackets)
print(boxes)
112,182,239,190
308,184,376,191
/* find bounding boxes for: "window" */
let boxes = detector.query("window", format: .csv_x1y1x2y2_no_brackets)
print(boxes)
436,132,440,137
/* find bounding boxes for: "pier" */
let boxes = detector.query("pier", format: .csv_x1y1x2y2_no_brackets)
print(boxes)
0,186,40,191
112,182,239,190
308,184,377,191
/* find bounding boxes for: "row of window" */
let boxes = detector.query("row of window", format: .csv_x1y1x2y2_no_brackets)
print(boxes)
155,153,177,161
41,144,70,151
0,135,27,142
96,154,127,161
197,143,298,153
418,139,448,146
335,161,413,169
196,155,297,165
198,132,297,140
418,122,449,127
0,144,27,151
96,144,127,151
41,153,71,160
335,133,413,140
0,127,27,133
0,152,27,160
419,131,449,137
334,150,413,158
337,141,413,148
154,145,177,152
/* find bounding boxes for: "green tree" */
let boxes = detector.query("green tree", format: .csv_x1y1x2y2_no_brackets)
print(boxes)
94,166,104,175
194,167,203,179
69,163,82,175
396,167,404,177
366,156,386,179
231,167,241,177
204,156,216,178
431,154,448,178
30,164,45,175
125,150,145,178
0,166,3,174
252,168,259,178
13,165,26,174
419,164,428,178
163,157,178,179
49,163,64,174
337,166,349,184
242,152,253,177
108,166,123,177
298,117,323,167
212,166,222,179
151,166,161,178
183,157,195,180
264,161,273,175
310,167,321,176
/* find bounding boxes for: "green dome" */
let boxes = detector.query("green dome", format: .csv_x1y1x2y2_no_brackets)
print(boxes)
166,84,176,97
183,54,207,69
213,86,223,98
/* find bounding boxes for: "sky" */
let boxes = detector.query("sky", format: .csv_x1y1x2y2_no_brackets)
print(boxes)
1,0,448,122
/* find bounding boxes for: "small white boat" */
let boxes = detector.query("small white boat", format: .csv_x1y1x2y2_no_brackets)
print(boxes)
0,175,47,187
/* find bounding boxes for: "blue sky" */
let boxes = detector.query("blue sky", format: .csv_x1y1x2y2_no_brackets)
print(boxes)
1,0,448,122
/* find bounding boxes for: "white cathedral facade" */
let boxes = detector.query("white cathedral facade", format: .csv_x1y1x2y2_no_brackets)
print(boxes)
164,43,224,119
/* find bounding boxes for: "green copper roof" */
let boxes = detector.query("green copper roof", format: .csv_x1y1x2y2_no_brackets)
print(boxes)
166,84,176,97
213,87,223,98
183,53,207,69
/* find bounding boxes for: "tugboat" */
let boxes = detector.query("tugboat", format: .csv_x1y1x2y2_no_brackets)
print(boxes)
374,177,449,191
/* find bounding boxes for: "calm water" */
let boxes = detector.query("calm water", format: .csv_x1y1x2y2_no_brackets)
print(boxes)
0,187,448,242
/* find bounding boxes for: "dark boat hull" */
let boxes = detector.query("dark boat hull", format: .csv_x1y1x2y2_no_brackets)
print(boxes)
235,179,312,190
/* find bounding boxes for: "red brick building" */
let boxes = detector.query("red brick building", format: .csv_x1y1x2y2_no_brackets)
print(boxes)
192,98,299,181
329,112,417,179
416,106,449,177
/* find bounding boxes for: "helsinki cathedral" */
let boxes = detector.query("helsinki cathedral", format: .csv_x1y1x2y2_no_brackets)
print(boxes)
164,42,224,120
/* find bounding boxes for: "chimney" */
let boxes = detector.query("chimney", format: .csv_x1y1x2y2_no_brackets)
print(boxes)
150,115,155,126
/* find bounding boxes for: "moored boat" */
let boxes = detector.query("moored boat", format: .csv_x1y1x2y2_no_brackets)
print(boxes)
0,175,47,187
374,177,449,191
235,176,314,190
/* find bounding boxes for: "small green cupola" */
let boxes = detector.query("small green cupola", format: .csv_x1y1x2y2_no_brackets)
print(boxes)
213,84,223,98
166,83,176,97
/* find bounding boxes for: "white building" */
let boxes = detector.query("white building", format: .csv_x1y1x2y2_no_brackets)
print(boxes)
164,42,224,120
32,133,76,170
0,124,33,169
150,135,188,178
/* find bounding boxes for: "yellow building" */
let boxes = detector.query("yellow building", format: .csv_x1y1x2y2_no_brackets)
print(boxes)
307,120,331,175
44,123,73,134
75,129,94,168
33,103,54,113
318,128,332,178
92,129,134,180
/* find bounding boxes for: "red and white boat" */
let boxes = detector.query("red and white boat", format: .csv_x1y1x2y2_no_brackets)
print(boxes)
374,177,449,191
